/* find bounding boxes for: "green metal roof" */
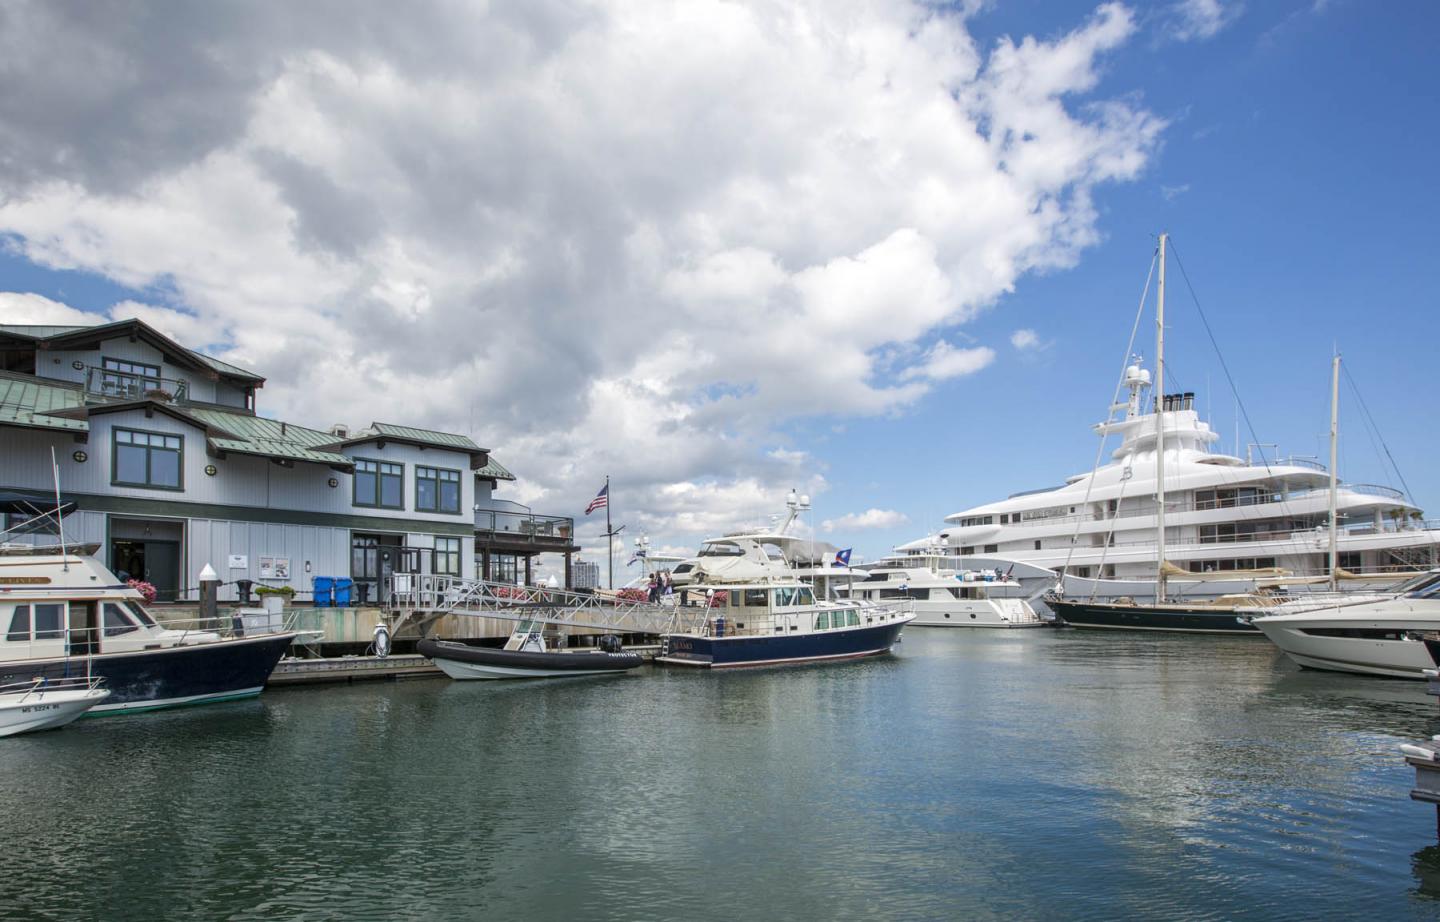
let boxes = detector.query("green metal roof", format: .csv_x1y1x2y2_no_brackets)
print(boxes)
187,349,263,382
0,371,89,432
187,408,354,468
475,456,516,481
0,324,89,339
368,422,483,452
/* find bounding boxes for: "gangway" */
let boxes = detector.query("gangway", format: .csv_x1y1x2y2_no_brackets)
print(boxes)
387,574,710,638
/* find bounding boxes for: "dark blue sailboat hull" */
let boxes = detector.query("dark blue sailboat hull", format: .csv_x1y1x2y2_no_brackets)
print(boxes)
0,633,297,713
658,620,907,668
1049,600,1259,633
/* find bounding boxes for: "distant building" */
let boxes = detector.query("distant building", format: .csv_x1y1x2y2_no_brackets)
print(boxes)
0,320,578,601
572,558,600,590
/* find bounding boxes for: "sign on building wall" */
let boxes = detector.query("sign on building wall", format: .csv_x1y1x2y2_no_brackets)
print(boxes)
228,555,248,569
259,556,291,580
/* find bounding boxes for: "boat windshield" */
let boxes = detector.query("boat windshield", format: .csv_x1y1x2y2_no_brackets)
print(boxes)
123,600,158,627
698,543,744,557
1404,572,1440,599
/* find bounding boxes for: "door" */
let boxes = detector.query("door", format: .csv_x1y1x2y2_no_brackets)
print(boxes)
68,602,97,657
143,541,181,602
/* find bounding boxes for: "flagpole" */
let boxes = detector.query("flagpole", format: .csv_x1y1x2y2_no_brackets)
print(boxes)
605,475,613,590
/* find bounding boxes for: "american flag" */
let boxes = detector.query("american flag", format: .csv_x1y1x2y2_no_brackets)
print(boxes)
585,483,608,515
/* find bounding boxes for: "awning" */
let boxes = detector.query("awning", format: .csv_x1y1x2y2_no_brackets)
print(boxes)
0,487,79,518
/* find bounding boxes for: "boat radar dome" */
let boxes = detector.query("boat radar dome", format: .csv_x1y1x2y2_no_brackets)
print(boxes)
1124,365,1151,388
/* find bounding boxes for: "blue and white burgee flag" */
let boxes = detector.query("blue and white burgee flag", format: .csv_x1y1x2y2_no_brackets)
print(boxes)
628,548,647,567
585,483,609,515
834,548,852,567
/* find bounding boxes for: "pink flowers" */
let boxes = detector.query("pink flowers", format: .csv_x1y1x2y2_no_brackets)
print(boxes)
126,579,158,603
615,588,649,602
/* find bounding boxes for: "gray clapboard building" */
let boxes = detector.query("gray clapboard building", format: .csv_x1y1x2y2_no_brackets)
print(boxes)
0,320,577,601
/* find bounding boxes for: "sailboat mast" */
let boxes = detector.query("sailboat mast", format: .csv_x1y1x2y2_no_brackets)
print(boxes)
1329,352,1340,592
1155,233,1168,603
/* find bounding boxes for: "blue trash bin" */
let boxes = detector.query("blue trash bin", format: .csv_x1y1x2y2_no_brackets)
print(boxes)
312,576,335,608
333,577,354,608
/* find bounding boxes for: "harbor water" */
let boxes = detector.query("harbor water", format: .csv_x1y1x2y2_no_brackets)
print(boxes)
6,629,1440,921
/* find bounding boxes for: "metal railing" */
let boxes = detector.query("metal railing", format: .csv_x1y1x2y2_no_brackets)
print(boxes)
85,366,191,402
474,510,574,542
699,599,912,638
389,573,705,635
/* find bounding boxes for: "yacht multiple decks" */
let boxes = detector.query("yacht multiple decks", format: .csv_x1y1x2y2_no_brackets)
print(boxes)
842,551,1046,628
902,364,1437,595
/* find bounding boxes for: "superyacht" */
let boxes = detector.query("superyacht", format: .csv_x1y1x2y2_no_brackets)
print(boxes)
900,361,1435,603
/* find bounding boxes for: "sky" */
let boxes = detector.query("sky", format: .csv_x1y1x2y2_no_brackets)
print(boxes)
1,0,1436,580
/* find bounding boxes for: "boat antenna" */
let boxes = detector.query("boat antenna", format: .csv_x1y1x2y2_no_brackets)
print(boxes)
50,446,68,571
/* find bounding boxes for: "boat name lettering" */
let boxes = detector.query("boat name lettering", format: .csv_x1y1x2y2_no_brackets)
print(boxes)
1019,507,1068,522
0,576,51,585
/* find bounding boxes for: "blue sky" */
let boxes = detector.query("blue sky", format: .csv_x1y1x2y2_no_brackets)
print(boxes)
809,0,1440,559
0,1,1435,574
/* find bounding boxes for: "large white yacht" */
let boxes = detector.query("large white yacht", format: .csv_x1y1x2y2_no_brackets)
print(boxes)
841,548,1047,628
901,360,1437,599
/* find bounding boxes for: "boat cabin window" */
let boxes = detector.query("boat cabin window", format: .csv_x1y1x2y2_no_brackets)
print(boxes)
846,610,859,627
124,600,158,627
814,611,830,630
699,543,744,557
34,603,65,640
6,605,30,641
774,587,797,607
742,589,769,608
103,602,141,637
794,587,814,607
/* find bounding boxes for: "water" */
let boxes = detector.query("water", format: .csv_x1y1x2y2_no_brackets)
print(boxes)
6,630,1440,921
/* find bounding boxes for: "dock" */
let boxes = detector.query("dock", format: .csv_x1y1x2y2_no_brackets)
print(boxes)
267,654,442,685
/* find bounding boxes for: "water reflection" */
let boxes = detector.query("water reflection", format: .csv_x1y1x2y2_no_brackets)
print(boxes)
5,630,1440,919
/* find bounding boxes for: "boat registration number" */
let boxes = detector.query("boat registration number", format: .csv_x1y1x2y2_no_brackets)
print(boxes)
21,704,61,713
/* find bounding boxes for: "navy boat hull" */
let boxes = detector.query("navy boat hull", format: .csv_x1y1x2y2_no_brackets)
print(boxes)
657,619,907,668
1048,599,1259,634
0,632,297,713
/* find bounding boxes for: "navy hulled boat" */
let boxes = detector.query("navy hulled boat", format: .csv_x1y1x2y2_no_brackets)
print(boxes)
0,548,296,713
657,534,913,668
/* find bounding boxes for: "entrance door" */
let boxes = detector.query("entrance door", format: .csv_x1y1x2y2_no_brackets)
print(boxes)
352,534,403,605
112,539,181,601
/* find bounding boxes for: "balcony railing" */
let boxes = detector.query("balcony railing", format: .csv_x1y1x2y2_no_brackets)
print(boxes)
475,510,574,543
85,366,190,403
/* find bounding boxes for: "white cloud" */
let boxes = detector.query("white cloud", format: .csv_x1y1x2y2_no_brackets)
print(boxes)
1160,183,1190,200
822,509,910,532
0,291,106,326
1168,0,1241,42
0,0,1163,549
901,340,996,381
1010,328,1040,350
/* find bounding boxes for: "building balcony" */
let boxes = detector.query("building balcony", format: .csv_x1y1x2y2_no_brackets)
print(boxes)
84,366,191,403
475,509,575,548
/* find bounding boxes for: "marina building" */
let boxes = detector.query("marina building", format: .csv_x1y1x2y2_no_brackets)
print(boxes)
0,320,577,602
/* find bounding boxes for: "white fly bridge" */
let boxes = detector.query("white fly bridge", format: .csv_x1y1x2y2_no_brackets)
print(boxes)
386,574,709,637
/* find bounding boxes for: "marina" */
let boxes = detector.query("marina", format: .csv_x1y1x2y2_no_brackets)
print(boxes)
1,3,1438,918
6,629,1440,919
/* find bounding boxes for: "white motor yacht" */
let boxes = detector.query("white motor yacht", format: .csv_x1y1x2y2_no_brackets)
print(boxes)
842,549,1047,628
1250,570,1440,678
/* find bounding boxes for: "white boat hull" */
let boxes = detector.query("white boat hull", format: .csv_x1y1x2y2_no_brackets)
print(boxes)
1252,609,1439,679
0,687,110,737
907,599,1048,628
432,657,628,680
